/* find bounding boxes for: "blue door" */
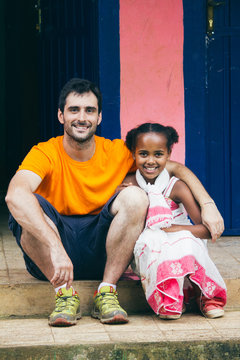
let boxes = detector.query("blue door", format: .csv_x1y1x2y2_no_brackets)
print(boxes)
184,0,240,235
37,0,121,141
37,0,99,140
3,0,121,188
205,0,240,234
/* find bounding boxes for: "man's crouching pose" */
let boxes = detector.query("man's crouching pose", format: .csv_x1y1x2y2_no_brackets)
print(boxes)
6,78,224,326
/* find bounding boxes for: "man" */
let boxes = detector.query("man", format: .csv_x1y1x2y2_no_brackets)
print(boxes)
6,78,224,327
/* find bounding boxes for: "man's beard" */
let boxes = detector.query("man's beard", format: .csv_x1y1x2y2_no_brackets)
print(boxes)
65,122,98,144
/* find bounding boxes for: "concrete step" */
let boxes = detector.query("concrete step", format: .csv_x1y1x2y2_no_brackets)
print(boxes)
0,204,240,359
0,313,240,359
0,204,240,318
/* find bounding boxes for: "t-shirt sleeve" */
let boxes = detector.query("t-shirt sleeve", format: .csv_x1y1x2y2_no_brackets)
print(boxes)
115,139,136,172
111,139,135,168
18,145,52,180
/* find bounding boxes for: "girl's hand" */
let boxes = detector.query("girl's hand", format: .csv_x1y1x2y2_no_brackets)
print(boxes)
162,224,211,239
162,225,186,233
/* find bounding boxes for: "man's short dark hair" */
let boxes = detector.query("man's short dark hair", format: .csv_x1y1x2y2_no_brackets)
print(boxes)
58,78,102,114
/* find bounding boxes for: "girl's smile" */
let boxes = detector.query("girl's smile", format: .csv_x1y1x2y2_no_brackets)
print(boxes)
134,132,170,184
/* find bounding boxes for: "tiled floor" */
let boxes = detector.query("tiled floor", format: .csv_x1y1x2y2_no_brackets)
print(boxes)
0,312,240,348
0,203,240,350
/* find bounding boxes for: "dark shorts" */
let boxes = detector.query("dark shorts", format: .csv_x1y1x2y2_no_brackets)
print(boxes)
8,193,118,281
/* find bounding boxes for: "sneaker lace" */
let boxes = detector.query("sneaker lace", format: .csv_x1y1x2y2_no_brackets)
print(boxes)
99,292,121,311
55,295,78,313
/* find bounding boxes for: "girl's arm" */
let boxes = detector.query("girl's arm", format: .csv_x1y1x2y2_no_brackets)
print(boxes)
164,180,211,239
165,160,224,242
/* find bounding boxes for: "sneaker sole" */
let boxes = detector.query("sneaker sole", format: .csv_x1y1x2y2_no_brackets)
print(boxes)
49,313,82,327
91,311,128,324
203,309,224,319
159,314,181,320
101,314,129,324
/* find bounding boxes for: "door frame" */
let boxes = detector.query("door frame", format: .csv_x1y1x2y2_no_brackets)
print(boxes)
183,1,207,185
183,1,238,235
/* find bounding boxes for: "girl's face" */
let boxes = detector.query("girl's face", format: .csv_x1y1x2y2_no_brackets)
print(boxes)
134,132,171,184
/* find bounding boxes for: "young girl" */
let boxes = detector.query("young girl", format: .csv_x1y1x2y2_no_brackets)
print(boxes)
124,123,226,320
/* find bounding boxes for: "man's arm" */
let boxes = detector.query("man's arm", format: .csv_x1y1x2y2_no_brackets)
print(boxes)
165,160,224,242
5,170,73,288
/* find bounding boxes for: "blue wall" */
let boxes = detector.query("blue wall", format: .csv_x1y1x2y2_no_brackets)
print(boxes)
183,0,207,186
98,0,121,140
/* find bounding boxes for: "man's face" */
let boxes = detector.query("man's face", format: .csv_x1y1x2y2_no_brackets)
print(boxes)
58,91,102,143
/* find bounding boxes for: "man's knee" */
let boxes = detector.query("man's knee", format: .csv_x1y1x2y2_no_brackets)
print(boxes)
111,186,149,217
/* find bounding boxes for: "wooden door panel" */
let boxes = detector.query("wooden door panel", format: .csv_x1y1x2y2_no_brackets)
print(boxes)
38,0,99,140
184,0,240,234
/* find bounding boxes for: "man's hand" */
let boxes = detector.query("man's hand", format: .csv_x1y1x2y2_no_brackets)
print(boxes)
201,202,224,242
115,182,133,193
165,161,224,242
6,170,74,289
50,247,73,289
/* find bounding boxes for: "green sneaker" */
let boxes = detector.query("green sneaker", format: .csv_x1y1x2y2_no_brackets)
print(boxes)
91,286,128,324
48,287,81,327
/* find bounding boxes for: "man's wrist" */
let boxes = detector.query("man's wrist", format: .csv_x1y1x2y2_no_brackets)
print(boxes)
201,200,215,207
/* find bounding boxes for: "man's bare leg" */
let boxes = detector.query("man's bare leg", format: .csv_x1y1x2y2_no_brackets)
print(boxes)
20,213,73,288
103,186,148,283
92,186,148,324
21,213,80,327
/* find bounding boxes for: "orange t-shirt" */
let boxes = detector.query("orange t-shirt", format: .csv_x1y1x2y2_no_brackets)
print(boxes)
18,136,135,215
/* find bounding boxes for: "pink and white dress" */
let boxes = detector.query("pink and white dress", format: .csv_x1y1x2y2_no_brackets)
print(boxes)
132,169,227,315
